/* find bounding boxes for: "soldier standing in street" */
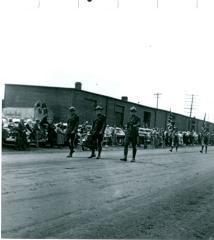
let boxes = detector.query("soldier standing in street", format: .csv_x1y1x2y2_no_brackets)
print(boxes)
88,106,106,159
120,106,141,162
200,126,209,154
169,127,179,152
66,106,79,158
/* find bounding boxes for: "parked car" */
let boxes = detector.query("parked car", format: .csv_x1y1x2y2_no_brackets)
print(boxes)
2,122,31,146
2,118,48,147
138,128,152,144
113,127,125,145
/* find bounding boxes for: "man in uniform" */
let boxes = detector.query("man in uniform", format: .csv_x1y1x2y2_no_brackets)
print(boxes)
169,127,179,152
66,106,79,157
200,126,209,154
120,106,141,162
88,106,106,159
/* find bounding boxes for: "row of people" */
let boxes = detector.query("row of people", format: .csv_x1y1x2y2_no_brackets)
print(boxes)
64,105,141,161
2,107,211,156
66,106,210,161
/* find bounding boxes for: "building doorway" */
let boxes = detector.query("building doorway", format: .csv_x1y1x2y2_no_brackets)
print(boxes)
144,111,151,128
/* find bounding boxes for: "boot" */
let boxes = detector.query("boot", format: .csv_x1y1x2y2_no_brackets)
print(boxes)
200,146,204,153
96,148,102,159
131,148,137,162
67,150,73,158
88,150,96,158
120,147,128,161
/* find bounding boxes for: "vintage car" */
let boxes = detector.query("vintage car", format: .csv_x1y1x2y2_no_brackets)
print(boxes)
103,126,126,146
2,118,48,147
138,127,152,144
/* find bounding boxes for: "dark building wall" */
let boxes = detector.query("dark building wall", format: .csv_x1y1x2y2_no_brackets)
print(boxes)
3,84,214,132
71,90,107,124
106,99,126,127
4,84,74,122
174,113,189,131
155,110,167,129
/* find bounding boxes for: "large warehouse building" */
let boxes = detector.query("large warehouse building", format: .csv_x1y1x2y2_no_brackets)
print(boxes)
2,83,214,132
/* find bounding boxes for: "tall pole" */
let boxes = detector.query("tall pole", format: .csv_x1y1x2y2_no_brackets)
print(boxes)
184,94,199,131
154,93,162,128
154,92,162,109
189,94,194,119
188,94,194,131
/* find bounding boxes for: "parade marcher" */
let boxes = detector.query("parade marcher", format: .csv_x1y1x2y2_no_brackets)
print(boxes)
88,106,106,159
66,106,79,157
16,119,27,150
200,126,209,153
120,106,141,162
169,127,179,152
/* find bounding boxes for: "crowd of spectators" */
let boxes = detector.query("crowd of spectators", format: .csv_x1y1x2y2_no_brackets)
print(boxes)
2,117,214,151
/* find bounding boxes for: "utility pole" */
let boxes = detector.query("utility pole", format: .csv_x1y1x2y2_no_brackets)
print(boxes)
154,92,162,109
154,93,162,128
184,94,199,131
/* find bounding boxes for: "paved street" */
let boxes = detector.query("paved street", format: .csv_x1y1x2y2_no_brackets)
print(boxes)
2,146,214,239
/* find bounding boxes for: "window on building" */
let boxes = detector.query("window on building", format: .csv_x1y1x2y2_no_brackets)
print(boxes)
115,105,124,127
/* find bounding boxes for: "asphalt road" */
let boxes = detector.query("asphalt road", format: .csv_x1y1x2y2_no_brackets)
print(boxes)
2,146,214,239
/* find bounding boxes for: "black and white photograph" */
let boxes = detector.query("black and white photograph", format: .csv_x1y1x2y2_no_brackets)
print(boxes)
1,0,214,239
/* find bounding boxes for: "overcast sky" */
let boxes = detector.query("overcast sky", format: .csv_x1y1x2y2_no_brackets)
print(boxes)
0,0,214,122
